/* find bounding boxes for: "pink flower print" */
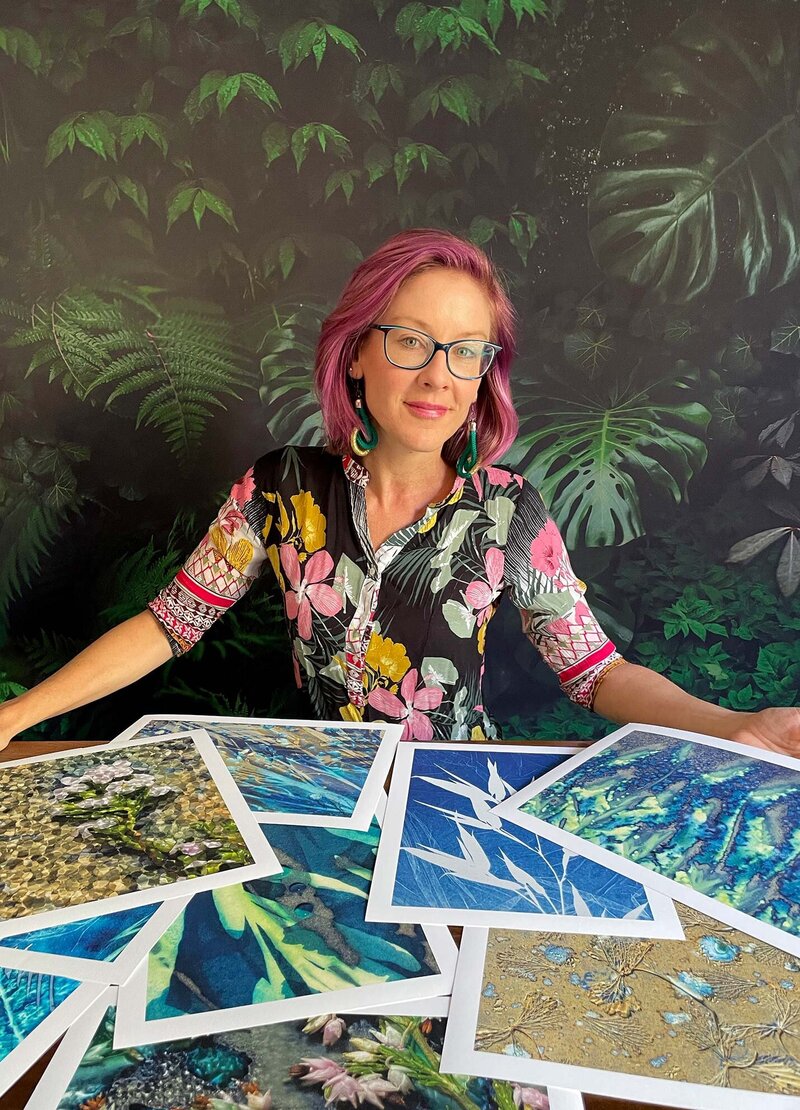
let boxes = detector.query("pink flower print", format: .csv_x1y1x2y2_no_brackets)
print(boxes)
464,547,504,625
485,465,524,489
280,545,343,640
368,668,444,742
218,503,247,536
529,517,563,576
230,467,256,507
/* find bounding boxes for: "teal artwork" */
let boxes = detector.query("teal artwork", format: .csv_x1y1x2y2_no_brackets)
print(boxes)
0,905,157,962
116,820,453,1044
519,729,800,941
0,967,79,1063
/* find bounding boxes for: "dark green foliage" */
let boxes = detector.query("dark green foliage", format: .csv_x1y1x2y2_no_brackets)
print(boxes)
0,0,797,732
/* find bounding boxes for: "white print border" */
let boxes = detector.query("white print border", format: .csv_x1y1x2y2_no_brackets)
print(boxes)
0,730,281,941
112,714,403,830
367,741,683,938
441,927,796,1110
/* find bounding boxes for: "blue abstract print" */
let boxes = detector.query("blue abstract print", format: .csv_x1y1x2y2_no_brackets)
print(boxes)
131,719,385,819
0,906,158,963
392,747,654,919
145,822,440,1020
521,730,800,935
0,966,79,1062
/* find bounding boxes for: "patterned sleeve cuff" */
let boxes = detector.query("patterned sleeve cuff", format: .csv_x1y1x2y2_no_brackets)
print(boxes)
147,594,199,657
561,652,626,710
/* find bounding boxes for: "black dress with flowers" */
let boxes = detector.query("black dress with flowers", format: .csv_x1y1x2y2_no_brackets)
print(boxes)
148,445,621,740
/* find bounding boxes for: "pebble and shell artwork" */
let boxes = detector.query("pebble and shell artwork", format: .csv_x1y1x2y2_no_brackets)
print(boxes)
472,903,800,1096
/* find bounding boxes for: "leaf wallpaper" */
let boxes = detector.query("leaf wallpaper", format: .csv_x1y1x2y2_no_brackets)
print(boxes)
0,0,797,739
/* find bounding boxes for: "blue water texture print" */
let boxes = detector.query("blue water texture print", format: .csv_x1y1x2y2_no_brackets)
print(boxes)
392,747,654,920
521,729,800,935
0,905,159,963
146,821,440,1020
131,719,386,819
0,966,79,1063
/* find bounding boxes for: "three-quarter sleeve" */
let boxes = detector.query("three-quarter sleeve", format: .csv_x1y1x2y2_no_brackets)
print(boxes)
504,480,623,709
148,465,273,657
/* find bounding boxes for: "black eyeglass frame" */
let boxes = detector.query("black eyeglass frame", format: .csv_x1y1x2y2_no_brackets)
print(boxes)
368,323,502,380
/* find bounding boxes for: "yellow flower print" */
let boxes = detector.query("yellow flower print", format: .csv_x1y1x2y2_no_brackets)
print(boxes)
470,724,487,741
209,525,254,573
477,620,488,656
291,490,326,554
340,702,363,722
364,633,411,691
265,543,285,590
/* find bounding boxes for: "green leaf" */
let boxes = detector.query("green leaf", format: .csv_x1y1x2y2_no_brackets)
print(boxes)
443,599,476,638
771,310,800,356
0,26,42,71
507,364,710,546
119,114,168,157
589,10,800,303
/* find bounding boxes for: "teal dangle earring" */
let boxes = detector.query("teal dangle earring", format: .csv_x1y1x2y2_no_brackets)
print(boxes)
456,405,479,478
350,378,379,456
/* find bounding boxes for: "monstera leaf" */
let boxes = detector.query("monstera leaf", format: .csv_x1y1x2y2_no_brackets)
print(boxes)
505,364,710,547
589,9,800,304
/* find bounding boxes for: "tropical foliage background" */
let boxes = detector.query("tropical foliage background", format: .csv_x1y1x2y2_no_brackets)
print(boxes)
0,0,798,741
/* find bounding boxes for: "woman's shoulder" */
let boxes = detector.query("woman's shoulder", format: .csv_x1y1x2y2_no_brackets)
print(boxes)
469,462,542,505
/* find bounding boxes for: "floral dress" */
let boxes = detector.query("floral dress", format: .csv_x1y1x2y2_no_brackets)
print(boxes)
148,445,622,741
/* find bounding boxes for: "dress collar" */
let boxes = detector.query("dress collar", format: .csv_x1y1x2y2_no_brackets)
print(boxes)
341,454,465,507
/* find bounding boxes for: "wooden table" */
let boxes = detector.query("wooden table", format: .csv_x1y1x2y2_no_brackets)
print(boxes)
1,739,672,1110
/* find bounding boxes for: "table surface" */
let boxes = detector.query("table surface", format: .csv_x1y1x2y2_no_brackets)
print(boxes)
1,738,675,1110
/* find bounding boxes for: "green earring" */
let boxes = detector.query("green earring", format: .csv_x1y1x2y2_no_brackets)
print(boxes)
456,411,479,479
350,380,378,456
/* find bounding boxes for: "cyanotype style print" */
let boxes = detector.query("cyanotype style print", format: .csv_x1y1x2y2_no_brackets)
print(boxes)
394,747,653,920
520,730,800,936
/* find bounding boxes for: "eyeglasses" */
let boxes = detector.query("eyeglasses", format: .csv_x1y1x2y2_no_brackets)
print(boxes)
369,324,501,380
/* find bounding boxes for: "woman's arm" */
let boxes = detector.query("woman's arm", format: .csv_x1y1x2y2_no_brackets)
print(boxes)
0,610,173,750
592,659,800,754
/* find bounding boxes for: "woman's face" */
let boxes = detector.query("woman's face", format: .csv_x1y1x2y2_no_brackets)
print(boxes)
350,267,492,462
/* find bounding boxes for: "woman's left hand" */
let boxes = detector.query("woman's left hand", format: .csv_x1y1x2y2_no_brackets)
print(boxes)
728,707,800,756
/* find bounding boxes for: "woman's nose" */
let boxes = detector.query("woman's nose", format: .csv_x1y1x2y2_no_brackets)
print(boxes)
417,348,451,387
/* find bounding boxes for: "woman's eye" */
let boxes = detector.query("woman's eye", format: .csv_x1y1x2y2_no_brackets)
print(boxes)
456,346,477,359
401,336,420,347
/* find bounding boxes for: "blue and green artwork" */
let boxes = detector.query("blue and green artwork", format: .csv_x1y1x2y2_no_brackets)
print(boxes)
0,905,158,963
520,729,800,938
128,718,390,821
47,1002,552,1110
392,747,655,921
0,966,80,1065
136,821,444,1035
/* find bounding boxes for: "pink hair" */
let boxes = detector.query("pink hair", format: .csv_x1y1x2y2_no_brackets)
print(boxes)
314,227,518,468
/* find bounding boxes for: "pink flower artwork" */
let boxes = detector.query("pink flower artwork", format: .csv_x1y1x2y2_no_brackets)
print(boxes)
368,668,444,742
464,547,505,625
529,517,564,577
280,545,343,639
218,503,247,536
230,467,256,507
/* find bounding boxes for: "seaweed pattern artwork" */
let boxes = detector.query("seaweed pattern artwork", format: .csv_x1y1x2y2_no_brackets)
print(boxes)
127,719,388,820
50,1002,550,1110
0,966,80,1065
520,730,800,936
0,906,159,964
145,821,440,1022
393,747,653,920
475,904,800,1095
0,736,255,921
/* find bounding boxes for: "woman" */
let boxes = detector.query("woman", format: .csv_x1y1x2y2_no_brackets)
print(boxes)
1,229,798,751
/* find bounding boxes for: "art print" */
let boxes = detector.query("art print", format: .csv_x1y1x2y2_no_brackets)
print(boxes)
113,714,402,828
114,812,457,1046
442,903,800,1109
0,963,103,1098
0,731,280,940
367,743,682,936
493,724,800,956
0,899,189,985
29,989,583,1110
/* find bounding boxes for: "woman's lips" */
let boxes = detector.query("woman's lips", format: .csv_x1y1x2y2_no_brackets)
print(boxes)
405,401,450,418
